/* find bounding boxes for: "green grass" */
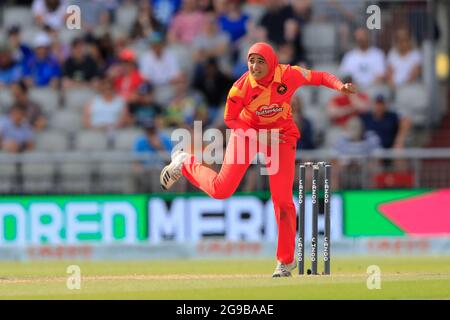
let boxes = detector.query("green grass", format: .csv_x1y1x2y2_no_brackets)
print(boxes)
0,257,449,299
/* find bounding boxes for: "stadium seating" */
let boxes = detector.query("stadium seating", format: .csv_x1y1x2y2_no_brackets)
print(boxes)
59,159,92,193
0,162,17,193
0,88,13,111
302,23,337,63
74,130,109,151
63,87,96,110
98,161,132,193
35,130,68,152
394,83,429,126
29,87,60,113
49,109,82,135
21,156,55,193
113,128,143,151
3,6,33,28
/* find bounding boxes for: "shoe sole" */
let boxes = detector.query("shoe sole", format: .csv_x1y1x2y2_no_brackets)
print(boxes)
160,165,170,190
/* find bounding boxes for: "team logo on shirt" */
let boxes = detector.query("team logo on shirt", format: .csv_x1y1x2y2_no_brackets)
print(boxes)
277,84,288,95
256,104,283,118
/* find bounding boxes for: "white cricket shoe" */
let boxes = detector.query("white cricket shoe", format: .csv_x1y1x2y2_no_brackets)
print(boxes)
160,150,189,190
272,260,297,278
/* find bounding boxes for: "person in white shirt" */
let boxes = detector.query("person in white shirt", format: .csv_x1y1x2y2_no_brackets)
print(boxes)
139,32,182,87
339,27,386,89
83,76,130,130
138,31,182,104
32,0,70,29
386,28,422,88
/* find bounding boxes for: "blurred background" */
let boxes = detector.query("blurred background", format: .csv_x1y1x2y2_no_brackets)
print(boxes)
0,0,449,260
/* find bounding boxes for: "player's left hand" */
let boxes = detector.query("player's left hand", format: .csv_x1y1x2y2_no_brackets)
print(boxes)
340,83,357,94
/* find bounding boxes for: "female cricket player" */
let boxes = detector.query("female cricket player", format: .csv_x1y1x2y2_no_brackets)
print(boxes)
160,42,356,277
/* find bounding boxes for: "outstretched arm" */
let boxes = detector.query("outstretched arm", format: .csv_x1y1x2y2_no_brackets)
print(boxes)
292,66,357,94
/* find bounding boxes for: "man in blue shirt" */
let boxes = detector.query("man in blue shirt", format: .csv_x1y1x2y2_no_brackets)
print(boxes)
23,33,61,88
134,119,172,167
132,119,173,192
360,94,411,149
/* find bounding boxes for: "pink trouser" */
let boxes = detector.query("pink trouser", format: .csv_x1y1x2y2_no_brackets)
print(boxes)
182,131,298,264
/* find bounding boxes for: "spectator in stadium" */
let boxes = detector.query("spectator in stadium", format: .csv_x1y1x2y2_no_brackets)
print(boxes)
165,73,208,129
151,0,182,27
110,49,144,102
360,94,411,149
192,10,231,74
23,33,61,88
10,80,47,131
217,0,250,46
133,119,173,163
139,31,182,103
62,37,100,89
87,33,116,75
291,95,315,150
130,0,162,42
167,0,208,45
259,0,293,46
387,28,422,88
45,25,70,65
332,116,381,189
193,58,233,126
131,119,173,192
290,0,312,26
312,0,367,55
82,75,131,130
325,75,370,147
6,25,34,68
339,27,386,88
334,117,381,155
0,43,23,87
32,0,70,29
0,103,35,153
128,81,164,128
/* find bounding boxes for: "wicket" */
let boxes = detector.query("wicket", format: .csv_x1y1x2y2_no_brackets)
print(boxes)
298,161,331,275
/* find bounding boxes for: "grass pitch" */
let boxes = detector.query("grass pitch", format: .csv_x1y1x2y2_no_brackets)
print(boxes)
0,257,449,299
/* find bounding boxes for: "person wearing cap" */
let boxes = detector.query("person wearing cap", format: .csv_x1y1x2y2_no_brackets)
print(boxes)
111,49,144,102
23,32,61,88
133,119,173,166
360,94,411,150
160,41,356,277
0,43,23,87
132,119,173,192
128,81,164,128
62,37,100,89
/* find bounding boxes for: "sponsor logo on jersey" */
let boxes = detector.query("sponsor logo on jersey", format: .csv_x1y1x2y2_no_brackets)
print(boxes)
255,104,283,118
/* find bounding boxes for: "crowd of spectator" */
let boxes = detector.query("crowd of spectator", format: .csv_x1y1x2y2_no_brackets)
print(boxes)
0,0,434,191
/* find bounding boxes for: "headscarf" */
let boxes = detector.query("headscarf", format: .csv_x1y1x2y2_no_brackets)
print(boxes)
247,42,278,87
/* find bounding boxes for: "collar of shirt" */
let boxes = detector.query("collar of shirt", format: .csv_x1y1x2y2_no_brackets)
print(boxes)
248,65,282,89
